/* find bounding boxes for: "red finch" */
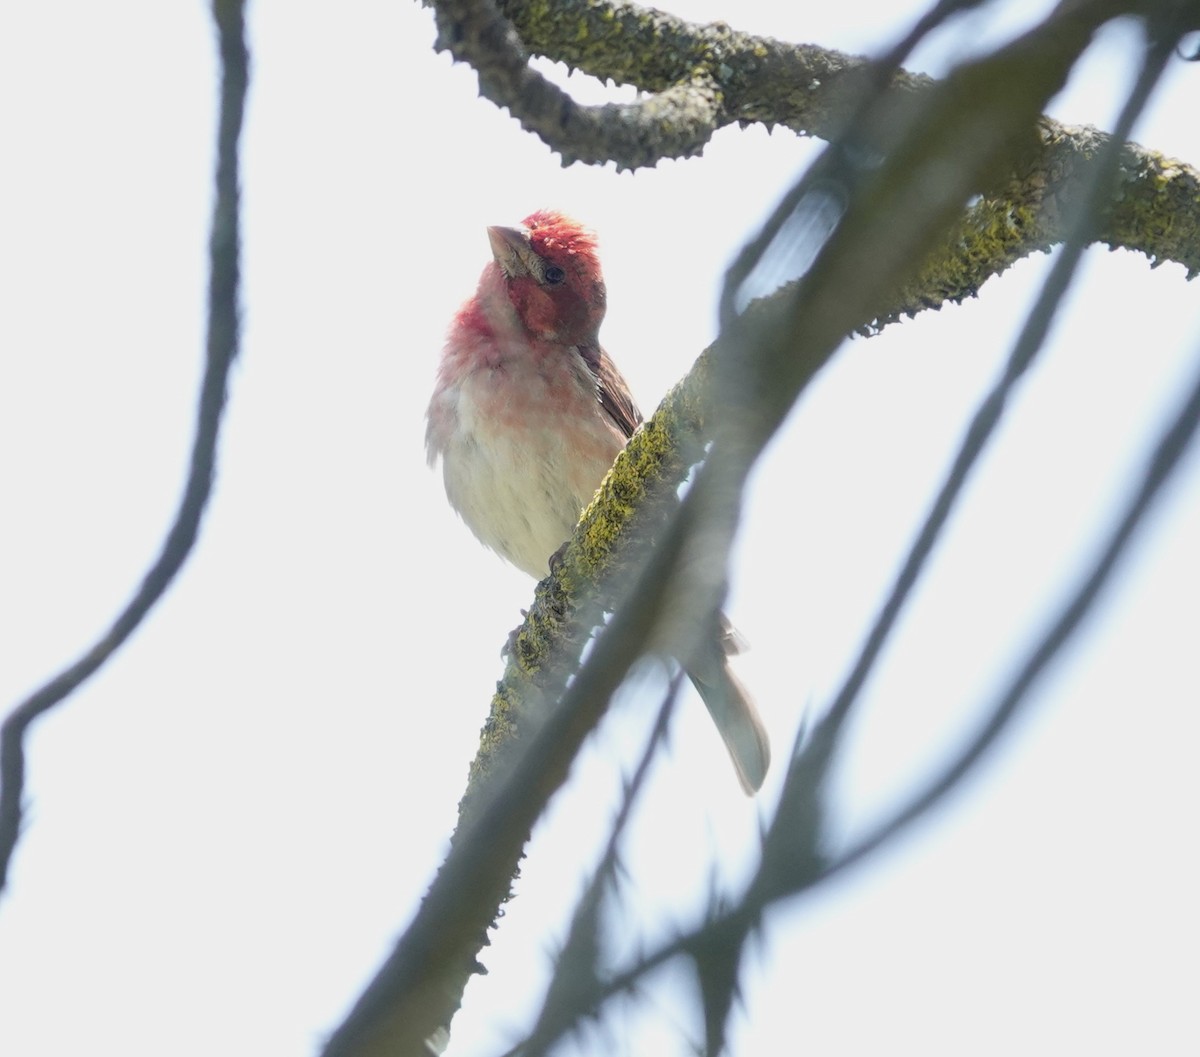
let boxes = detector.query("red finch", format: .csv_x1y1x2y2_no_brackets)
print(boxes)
425,210,769,794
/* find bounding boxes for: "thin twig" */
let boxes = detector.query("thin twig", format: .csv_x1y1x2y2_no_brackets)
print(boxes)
0,0,248,894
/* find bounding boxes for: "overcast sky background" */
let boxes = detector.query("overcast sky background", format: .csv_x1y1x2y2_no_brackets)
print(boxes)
1,1,1198,1055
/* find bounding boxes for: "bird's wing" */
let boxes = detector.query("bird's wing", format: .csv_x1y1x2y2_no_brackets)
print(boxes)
579,343,643,439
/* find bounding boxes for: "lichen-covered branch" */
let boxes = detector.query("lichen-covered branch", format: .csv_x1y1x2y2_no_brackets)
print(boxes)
323,4,1162,1052
425,0,723,167
460,362,712,799
427,0,1200,286
494,0,933,134
877,124,1200,327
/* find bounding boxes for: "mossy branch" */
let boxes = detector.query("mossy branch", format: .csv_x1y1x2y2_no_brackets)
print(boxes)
427,0,1200,283
881,124,1200,326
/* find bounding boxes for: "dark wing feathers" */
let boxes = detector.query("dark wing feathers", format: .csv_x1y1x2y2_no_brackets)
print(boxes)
578,342,642,439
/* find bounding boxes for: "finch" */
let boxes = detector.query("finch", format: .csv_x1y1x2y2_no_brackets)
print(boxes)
425,210,769,794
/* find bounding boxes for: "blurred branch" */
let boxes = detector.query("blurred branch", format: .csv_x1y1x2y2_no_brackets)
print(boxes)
489,21,1195,1053
0,0,247,895
516,677,683,1057
793,0,1185,875
321,449,714,1057
528,267,1200,1054
322,1,1159,1054
802,12,1182,766
824,343,1200,880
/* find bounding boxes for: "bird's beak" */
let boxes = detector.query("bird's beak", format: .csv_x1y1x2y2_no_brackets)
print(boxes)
487,225,534,279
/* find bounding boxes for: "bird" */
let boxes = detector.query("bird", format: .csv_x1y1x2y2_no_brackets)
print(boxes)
425,209,769,794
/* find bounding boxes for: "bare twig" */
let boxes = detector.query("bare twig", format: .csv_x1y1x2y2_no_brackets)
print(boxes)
0,0,248,894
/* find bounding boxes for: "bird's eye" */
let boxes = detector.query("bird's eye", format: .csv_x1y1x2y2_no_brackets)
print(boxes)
543,265,566,286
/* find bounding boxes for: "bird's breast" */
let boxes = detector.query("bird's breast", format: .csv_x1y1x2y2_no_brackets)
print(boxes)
432,340,627,578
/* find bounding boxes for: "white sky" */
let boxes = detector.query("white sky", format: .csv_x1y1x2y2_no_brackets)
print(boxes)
1,2,1197,1055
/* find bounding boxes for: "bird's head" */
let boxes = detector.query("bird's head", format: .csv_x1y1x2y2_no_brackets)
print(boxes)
486,210,607,345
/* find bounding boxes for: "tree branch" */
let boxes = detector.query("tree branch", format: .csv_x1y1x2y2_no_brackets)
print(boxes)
0,0,248,895
489,26,1199,1052
426,0,724,167
319,1,1157,1052
878,124,1200,327
427,0,1200,289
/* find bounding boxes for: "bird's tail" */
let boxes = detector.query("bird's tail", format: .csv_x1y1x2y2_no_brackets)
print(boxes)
686,626,770,795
